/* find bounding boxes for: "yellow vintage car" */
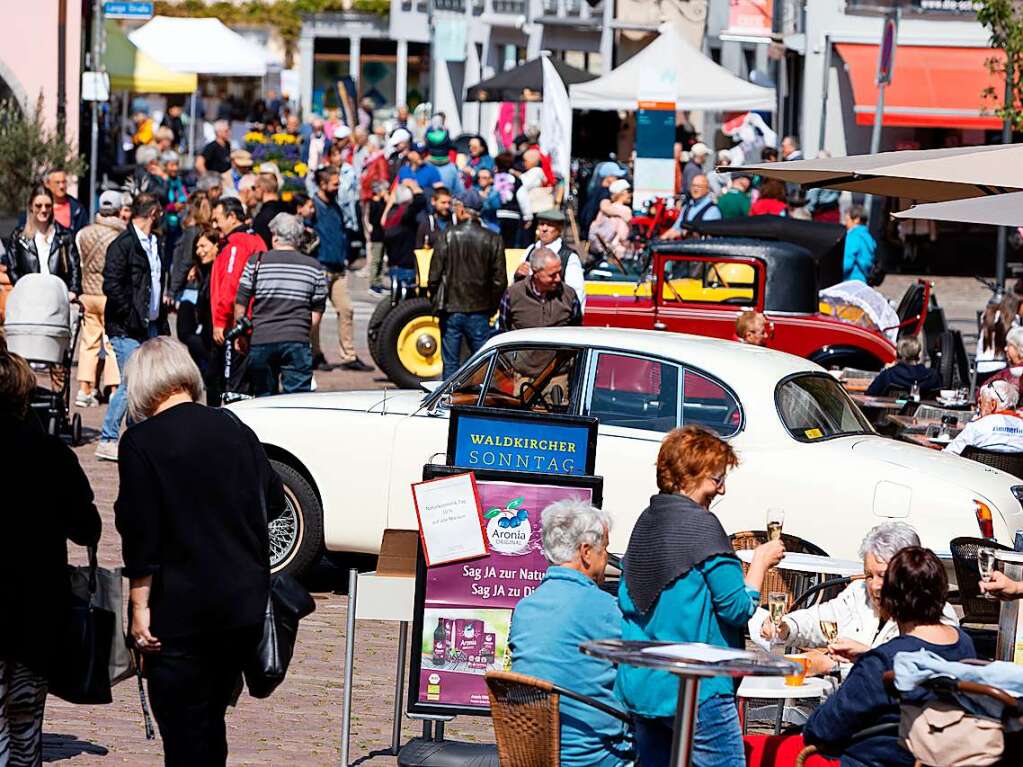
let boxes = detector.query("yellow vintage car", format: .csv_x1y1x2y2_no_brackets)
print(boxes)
369,251,758,388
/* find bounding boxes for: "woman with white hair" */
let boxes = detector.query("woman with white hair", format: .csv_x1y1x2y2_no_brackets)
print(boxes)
864,337,941,397
945,379,1023,455
983,324,1023,392
508,498,630,767
114,336,282,766
759,521,958,672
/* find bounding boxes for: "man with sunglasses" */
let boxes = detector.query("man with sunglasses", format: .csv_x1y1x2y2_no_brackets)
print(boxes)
944,380,1023,455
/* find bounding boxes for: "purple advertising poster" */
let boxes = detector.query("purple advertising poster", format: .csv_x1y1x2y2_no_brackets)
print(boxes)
417,479,593,709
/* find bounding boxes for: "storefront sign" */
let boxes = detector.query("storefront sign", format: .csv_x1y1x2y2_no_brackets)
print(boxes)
408,467,603,715
448,407,597,477
723,0,774,39
412,472,488,567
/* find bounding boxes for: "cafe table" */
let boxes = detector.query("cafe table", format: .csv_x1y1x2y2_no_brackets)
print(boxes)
579,640,795,767
737,675,831,734
735,551,863,577
898,430,960,451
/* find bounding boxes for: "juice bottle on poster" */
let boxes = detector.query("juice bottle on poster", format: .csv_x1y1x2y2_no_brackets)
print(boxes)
427,672,441,701
483,633,496,666
431,618,447,666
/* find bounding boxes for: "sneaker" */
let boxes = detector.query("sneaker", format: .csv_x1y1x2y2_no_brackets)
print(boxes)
75,391,99,408
312,353,334,372
339,357,374,372
95,440,119,462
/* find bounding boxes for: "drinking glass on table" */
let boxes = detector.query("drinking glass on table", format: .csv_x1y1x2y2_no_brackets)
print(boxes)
768,592,787,645
766,508,785,541
978,548,999,599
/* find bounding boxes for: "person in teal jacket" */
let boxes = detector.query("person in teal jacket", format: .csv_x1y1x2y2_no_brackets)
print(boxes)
843,204,877,283
510,498,630,767
619,426,784,767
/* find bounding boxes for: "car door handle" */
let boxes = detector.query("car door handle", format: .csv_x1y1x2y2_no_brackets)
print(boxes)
653,321,667,331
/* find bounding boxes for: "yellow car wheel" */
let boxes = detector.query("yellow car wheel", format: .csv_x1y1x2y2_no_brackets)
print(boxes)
378,297,443,388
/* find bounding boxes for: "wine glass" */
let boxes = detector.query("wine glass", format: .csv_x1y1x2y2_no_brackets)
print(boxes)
768,592,787,646
977,547,998,600
766,508,785,542
820,619,839,643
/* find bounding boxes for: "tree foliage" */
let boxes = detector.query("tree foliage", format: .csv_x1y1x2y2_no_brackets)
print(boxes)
0,97,85,215
976,0,1023,130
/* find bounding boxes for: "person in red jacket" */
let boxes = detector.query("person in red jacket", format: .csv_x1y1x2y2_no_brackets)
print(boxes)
210,196,265,400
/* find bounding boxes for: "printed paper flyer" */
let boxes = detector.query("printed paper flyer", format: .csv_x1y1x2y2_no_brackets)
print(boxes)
416,480,593,708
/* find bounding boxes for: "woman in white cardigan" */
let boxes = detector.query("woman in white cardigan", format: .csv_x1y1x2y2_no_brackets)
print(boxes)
754,521,959,675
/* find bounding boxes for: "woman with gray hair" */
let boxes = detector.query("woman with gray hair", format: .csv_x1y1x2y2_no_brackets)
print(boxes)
864,336,941,397
508,498,630,767
113,336,282,765
758,521,958,672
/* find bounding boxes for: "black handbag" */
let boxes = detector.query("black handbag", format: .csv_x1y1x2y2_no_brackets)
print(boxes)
243,572,315,699
50,546,115,705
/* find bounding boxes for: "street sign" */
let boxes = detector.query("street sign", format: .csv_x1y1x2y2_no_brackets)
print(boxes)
875,10,899,86
102,1,154,19
81,72,110,102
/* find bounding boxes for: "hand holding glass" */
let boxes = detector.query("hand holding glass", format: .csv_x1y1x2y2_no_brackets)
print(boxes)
766,508,785,541
978,548,998,600
768,592,787,646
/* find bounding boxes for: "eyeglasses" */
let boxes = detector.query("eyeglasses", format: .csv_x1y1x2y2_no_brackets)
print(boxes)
710,474,726,488
32,203,52,210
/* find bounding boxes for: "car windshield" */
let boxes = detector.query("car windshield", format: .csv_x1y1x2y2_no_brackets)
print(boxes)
775,374,872,442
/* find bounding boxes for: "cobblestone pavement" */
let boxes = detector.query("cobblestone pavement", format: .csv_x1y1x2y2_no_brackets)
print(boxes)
43,273,986,764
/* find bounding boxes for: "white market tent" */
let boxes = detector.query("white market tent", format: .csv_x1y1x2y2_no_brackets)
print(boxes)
128,15,269,77
569,23,775,112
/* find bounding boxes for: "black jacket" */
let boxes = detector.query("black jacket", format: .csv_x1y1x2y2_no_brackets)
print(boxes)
428,218,507,314
0,413,101,675
865,362,942,397
15,194,89,236
114,403,278,638
4,222,81,294
103,226,165,341
382,193,426,270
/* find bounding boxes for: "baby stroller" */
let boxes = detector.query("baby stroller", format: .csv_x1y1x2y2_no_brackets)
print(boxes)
5,273,83,445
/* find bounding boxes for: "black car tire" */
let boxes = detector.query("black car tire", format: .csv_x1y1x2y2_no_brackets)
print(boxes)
269,459,324,579
377,297,442,389
367,298,393,370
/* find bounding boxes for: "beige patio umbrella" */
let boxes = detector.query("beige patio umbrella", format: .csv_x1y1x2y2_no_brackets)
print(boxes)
893,191,1023,227
732,143,1023,202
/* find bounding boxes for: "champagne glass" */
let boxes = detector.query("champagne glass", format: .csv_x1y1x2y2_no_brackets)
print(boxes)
766,508,785,541
978,547,998,600
768,592,787,645
820,619,839,643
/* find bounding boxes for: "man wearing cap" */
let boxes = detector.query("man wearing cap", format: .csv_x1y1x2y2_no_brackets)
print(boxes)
682,143,710,195
500,247,581,332
196,119,233,175
386,128,413,179
426,128,464,196
517,209,586,309
429,190,507,380
73,190,126,407
222,149,255,198
398,142,442,191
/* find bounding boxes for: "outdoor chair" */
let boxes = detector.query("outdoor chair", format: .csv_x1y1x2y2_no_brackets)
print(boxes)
796,669,1023,767
961,446,1023,481
485,671,632,767
730,531,830,609
913,405,966,425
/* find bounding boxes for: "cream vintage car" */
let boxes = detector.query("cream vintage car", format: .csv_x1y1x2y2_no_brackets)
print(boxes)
229,327,1023,578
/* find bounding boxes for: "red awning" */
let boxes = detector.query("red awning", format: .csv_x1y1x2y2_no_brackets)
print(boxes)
834,43,1005,130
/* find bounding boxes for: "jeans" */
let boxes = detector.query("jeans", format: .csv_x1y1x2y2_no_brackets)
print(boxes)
634,694,744,767
440,311,493,381
247,341,314,396
389,267,416,289
99,325,158,442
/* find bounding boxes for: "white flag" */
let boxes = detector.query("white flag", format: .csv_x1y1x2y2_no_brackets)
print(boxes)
540,56,572,182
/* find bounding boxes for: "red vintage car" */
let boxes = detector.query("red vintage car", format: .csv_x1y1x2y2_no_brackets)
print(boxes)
584,235,930,371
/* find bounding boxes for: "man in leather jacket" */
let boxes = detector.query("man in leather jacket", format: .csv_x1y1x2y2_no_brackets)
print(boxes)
428,189,507,380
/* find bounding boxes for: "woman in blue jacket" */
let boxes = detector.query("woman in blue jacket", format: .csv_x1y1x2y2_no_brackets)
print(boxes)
618,426,784,767
843,205,877,283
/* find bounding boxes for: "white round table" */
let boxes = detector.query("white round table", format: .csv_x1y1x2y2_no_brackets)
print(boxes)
736,675,831,734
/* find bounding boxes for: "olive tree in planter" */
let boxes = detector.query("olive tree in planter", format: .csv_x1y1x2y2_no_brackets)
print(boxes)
0,96,84,217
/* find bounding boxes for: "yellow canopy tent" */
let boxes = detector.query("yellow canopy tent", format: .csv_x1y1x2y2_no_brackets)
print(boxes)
102,20,197,93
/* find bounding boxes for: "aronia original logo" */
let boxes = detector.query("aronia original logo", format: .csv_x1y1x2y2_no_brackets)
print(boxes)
483,496,532,554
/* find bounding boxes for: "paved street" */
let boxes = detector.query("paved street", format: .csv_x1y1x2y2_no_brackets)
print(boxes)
43,272,983,764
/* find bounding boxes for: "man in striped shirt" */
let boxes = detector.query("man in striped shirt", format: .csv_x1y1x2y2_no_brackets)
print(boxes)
233,214,328,396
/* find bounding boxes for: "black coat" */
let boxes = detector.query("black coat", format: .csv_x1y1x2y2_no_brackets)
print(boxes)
4,222,82,295
103,226,166,341
428,218,507,314
0,414,101,675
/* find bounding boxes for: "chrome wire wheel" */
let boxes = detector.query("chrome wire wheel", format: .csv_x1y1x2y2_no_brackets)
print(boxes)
269,487,304,571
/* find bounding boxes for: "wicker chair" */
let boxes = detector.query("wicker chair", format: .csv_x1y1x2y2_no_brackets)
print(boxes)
730,531,831,608
949,536,1013,626
961,446,1023,480
485,671,632,767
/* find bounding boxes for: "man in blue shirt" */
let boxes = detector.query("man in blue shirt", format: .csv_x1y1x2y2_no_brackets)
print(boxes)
662,174,721,240
397,143,443,190
509,499,630,767
843,204,877,283
312,166,371,371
